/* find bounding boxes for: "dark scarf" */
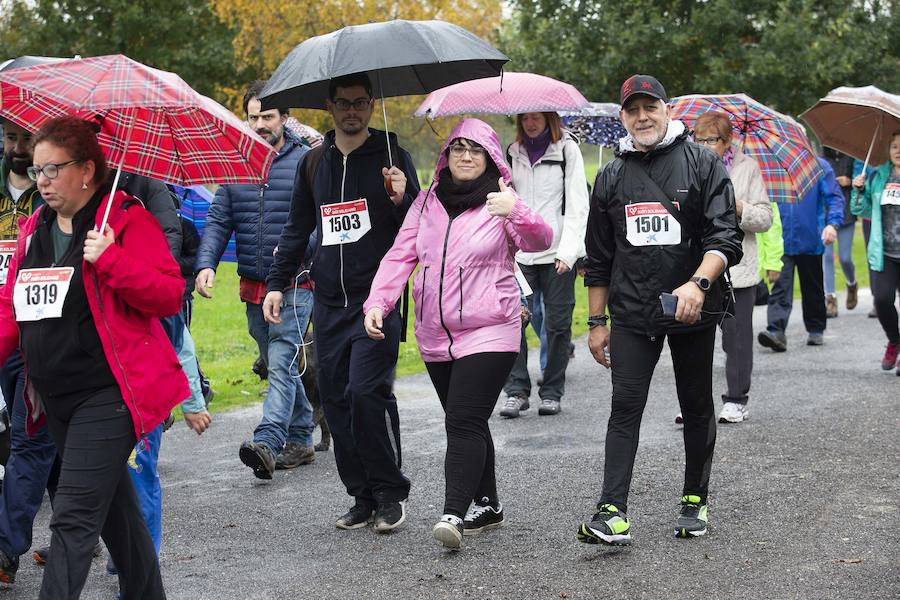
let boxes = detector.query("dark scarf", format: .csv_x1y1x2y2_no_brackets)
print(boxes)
435,164,501,218
524,127,552,165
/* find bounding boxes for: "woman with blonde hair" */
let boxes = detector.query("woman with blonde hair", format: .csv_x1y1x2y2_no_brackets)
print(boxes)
692,111,775,423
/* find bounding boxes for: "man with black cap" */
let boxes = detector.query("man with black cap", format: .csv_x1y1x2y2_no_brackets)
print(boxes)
576,75,743,545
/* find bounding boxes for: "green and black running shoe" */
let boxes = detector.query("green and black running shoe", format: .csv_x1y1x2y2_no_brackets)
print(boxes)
577,504,632,546
675,495,708,538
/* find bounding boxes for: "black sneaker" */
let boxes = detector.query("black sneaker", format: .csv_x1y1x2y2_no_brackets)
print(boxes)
432,514,464,549
335,504,375,530
576,503,632,546
463,497,504,535
0,549,18,584
274,443,315,470
538,398,561,416
238,441,275,480
674,495,709,538
373,501,407,533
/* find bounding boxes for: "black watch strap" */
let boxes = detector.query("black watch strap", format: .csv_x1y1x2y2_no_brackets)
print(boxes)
588,314,609,328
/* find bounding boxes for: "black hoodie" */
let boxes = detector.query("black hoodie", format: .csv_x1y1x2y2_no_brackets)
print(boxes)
267,128,419,307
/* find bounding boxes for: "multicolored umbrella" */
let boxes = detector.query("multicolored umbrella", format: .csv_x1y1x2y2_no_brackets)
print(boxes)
670,93,823,204
415,72,589,118
0,54,275,228
560,102,625,147
800,85,900,169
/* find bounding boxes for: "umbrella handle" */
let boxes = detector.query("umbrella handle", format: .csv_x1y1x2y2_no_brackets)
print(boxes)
377,71,393,167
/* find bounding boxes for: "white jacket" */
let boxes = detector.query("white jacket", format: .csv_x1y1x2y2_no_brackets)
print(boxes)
728,149,773,288
507,133,590,268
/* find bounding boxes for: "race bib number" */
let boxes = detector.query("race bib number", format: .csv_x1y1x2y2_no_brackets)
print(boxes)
625,202,681,246
0,240,15,285
880,182,900,206
13,267,74,322
320,199,371,246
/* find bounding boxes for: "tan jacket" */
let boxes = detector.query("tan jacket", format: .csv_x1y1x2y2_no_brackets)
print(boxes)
729,150,773,288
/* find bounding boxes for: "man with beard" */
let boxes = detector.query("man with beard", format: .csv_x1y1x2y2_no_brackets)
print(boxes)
0,117,60,584
263,73,419,532
195,80,317,478
576,75,742,546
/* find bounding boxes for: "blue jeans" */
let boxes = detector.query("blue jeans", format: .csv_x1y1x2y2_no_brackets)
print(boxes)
530,289,549,372
127,424,163,553
248,288,315,451
0,352,58,558
823,222,857,294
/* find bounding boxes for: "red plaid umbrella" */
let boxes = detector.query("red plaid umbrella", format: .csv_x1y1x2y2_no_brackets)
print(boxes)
0,54,274,228
670,93,823,204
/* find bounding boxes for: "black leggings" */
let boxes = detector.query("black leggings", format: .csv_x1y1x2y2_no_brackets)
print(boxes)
426,352,517,518
40,386,164,600
600,326,717,514
872,255,900,344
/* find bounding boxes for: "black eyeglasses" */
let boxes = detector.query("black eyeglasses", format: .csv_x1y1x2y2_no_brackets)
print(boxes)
695,136,722,146
27,159,81,182
331,98,372,112
448,142,486,159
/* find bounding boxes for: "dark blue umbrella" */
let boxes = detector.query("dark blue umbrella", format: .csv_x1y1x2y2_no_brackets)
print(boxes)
560,102,626,148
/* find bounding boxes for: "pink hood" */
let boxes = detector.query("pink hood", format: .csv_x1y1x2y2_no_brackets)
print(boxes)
364,118,552,362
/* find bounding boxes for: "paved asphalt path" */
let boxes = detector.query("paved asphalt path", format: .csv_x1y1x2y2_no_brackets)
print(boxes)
8,291,899,599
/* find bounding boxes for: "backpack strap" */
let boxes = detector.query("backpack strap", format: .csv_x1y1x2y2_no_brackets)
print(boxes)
303,144,327,199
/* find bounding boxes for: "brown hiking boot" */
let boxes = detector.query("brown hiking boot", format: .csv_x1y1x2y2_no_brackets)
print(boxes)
825,294,838,318
846,282,858,310
274,443,315,470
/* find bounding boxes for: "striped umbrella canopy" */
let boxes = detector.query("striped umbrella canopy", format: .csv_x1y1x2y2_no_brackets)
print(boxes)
0,54,274,188
670,93,823,203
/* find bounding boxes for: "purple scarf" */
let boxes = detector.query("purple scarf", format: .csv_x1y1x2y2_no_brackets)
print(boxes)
524,127,552,165
723,147,735,173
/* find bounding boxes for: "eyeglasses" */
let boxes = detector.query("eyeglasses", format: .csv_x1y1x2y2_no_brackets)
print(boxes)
27,159,81,182
695,136,723,145
448,143,486,160
331,98,372,112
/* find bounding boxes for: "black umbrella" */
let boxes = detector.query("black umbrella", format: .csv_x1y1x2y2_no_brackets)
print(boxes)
259,19,508,165
0,55,73,72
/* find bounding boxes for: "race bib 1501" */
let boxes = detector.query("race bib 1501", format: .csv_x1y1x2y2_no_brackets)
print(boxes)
0,240,15,285
320,199,372,246
625,202,681,246
13,267,74,322
881,182,900,206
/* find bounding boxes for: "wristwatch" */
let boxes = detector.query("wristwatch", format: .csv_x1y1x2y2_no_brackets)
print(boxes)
690,276,711,292
588,314,609,329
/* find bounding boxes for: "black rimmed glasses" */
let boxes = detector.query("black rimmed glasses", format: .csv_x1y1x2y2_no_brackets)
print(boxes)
27,159,81,182
448,142,486,160
331,98,372,112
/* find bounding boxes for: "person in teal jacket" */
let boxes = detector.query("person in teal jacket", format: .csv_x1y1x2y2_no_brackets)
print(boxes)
851,130,900,374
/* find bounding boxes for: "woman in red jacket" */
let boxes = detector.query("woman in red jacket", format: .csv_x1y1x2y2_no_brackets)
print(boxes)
0,116,187,599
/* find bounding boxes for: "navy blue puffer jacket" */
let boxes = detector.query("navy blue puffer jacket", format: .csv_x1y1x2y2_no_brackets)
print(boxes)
195,128,309,282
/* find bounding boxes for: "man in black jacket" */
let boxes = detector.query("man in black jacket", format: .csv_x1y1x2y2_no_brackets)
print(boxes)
576,75,743,546
264,73,419,532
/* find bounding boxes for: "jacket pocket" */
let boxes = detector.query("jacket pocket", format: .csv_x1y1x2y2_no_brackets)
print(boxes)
457,267,507,330
414,266,428,322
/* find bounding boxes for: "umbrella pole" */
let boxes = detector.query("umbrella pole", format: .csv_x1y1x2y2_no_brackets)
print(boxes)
99,108,136,232
861,114,882,173
377,71,393,167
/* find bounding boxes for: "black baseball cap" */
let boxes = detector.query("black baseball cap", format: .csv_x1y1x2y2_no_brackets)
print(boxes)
620,75,667,105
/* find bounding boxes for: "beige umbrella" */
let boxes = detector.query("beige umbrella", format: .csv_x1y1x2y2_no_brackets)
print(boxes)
801,85,900,170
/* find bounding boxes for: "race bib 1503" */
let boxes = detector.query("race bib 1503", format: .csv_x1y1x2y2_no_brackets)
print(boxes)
13,267,74,322
320,199,372,246
0,240,15,285
880,182,900,206
625,202,681,246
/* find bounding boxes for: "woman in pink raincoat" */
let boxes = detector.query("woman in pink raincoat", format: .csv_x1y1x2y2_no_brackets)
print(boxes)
364,118,552,549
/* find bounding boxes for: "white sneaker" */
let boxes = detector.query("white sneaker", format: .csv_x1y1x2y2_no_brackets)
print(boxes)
718,402,749,423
